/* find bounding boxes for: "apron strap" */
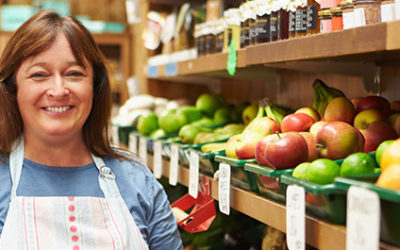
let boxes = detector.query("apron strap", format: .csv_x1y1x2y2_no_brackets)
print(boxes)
9,137,121,199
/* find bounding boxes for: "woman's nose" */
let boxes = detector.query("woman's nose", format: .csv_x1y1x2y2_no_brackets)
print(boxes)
47,75,70,97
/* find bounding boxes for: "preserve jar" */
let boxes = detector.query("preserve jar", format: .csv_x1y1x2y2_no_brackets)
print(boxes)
240,2,250,48
277,8,290,40
288,0,298,38
255,0,271,44
215,20,224,53
307,0,321,35
295,0,308,37
319,9,332,33
353,0,381,25
331,7,343,31
248,1,257,46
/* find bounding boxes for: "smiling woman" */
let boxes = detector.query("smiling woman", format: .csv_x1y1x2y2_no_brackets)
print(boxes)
0,11,182,250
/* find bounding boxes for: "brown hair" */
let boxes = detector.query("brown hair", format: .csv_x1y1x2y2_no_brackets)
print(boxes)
0,11,129,161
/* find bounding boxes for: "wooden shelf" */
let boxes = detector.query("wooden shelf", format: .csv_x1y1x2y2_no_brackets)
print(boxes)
146,155,400,250
147,20,400,79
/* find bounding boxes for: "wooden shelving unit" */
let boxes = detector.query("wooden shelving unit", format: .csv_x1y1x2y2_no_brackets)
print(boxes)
146,155,399,250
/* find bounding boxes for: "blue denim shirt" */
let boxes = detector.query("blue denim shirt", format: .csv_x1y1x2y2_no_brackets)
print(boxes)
0,155,183,250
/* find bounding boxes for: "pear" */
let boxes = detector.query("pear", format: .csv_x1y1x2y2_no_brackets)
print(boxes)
136,112,158,135
195,93,225,117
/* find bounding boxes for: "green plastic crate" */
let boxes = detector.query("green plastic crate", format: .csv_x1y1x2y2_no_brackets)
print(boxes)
214,155,259,193
244,163,293,203
335,176,400,246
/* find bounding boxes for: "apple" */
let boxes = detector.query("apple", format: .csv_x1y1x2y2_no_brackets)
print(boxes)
323,97,355,124
359,121,398,153
309,121,328,138
390,114,400,136
316,121,360,160
295,107,320,122
353,109,386,130
355,95,391,116
225,134,240,158
281,113,315,133
257,132,308,170
390,101,400,113
354,127,366,153
299,132,318,162
235,132,265,159
245,116,281,136
351,97,362,109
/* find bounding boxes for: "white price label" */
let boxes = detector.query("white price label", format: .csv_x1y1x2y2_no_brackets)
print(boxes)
129,134,138,154
139,137,148,165
353,8,366,27
395,0,400,20
286,185,305,250
346,186,380,250
381,3,396,22
111,126,119,145
153,141,163,179
188,151,199,198
218,163,231,215
343,11,354,29
169,145,179,186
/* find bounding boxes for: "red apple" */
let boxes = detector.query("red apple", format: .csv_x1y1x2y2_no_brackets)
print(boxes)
260,132,308,170
354,127,366,153
359,121,398,153
323,97,355,124
295,107,320,122
351,97,362,109
390,101,400,113
281,113,315,133
235,132,265,159
355,95,390,116
353,109,386,130
225,134,240,158
316,121,360,160
309,121,328,138
299,132,318,162
245,116,281,136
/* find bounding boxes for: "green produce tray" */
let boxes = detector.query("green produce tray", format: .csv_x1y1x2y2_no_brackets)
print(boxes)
280,174,346,225
178,139,228,166
118,125,134,146
244,163,294,204
189,149,225,177
335,176,400,246
214,155,259,193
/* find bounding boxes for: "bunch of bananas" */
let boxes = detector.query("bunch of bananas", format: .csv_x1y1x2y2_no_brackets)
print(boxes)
312,79,346,117
261,98,293,125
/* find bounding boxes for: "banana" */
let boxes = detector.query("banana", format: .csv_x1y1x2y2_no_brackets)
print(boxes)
312,79,346,117
263,98,288,125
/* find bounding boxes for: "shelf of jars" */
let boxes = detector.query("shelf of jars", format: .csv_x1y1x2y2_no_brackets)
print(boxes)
146,154,400,250
146,20,400,79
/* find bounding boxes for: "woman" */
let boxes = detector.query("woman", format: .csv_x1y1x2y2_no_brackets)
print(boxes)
0,11,182,249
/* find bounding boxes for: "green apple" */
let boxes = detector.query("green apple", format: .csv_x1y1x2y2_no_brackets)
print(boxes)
136,112,158,135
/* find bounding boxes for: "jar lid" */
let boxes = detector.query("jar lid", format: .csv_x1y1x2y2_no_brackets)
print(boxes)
318,9,332,15
330,7,343,12
353,0,380,4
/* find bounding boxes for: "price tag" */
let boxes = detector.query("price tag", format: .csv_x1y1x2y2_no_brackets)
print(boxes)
139,137,148,165
153,141,163,179
169,144,179,186
286,185,305,250
343,11,354,29
346,186,380,250
395,0,400,20
353,8,366,27
111,125,119,146
128,133,138,154
218,163,231,215
188,151,199,198
165,62,177,76
381,3,396,22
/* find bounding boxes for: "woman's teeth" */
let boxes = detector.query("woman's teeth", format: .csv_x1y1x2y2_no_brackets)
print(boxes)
45,106,71,112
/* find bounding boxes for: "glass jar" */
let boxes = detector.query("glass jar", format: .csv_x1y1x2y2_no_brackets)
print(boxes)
248,1,257,46
277,9,290,40
240,3,250,48
205,22,217,55
295,0,308,37
341,3,354,29
255,0,271,44
195,23,205,57
270,0,280,42
353,0,381,25
215,19,225,53
331,7,343,31
380,0,395,22
289,10,297,38
307,0,321,35
321,0,339,9
319,9,332,33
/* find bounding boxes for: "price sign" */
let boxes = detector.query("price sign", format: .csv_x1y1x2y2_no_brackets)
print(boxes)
218,163,231,215
395,0,400,19
153,141,163,179
129,133,138,154
188,151,199,198
381,3,396,22
346,186,380,250
286,185,305,250
139,137,148,165
111,125,119,146
169,144,179,186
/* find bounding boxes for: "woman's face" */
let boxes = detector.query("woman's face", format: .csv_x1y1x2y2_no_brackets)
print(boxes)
15,33,93,143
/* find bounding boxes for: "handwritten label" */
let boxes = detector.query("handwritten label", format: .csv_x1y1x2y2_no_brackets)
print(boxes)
128,133,138,154
153,141,163,179
169,144,179,186
353,8,366,27
188,151,199,198
139,137,148,165
346,186,380,250
218,163,231,215
111,125,119,146
286,185,305,250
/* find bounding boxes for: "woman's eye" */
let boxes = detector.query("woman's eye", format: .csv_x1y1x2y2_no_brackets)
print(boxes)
67,71,84,79
30,72,47,79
